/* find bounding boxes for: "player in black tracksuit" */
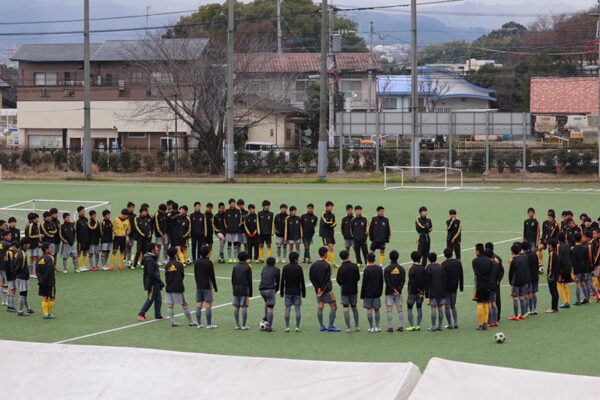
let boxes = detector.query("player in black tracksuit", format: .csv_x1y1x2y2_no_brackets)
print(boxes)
280,252,305,331
441,247,463,329
350,206,368,266
212,204,226,263
445,209,461,260
244,205,259,262
508,244,530,319
341,205,354,252
164,248,195,326
273,205,288,263
257,201,274,263
284,207,302,255
224,200,242,262
369,206,391,266
133,208,152,269
190,203,207,261
416,207,432,266
556,232,573,307
50,209,60,257
546,238,560,312
231,253,253,329
309,247,340,331
406,252,428,331
258,258,280,332
522,241,540,314
472,245,493,330
539,210,560,267
319,202,336,266
75,207,90,271
384,250,406,332
425,254,445,331
194,245,218,327
300,205,318,263
360,254,384,332
336,251,361,331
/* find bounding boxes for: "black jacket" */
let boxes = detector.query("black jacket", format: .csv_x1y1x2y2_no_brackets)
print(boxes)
415,217,432,236
384,263,406,295
75,216,90,242
244,213,258,236
441,258,463,293
369,216,391,243
259,264,281,291
9,227,20,243
224,208,242,234
473,255,494,291
341,215,353,240
360,264,383,299
173,214,191,241
142,252,162,291
541,220,560,244
36,254,55,287
239,209,249,234
0,240,9,272
300,213,318,238
274,212,288,237
284,215,302,241
154,211,168,238
571,244,592,274
25,222,41,249
350,216,368,241
525,250,540,283
523,218,540,246
15,249,28,280
59,222,75,246
445,218,461,243
134,215,152,239
128,212,138,240
212,211,226,234
492,253,504,285
557,242,573,282
407,263,428,295
508,254,530,287
51,218,60,244
231,262,253,297
100,219,113,243
319,211,336,238
280,263,306,297
336,260,360,296
166,211,179,239
165,259,185,293
88,219,101,245
309,259,333,293
426,263,446,299
204,211,214,237
547,250,559,281
257,210,274,236
41,220,57,244
194,257,218,291
5,249,16,281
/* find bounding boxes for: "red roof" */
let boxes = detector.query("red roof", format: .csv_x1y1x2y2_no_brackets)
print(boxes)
530,77,598,114
238,52,382,73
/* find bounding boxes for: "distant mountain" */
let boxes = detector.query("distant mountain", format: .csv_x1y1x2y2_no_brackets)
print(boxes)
350,11,489,47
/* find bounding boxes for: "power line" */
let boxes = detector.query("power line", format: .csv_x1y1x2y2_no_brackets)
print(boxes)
333,0,463,12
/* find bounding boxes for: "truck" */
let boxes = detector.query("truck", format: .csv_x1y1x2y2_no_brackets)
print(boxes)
534,115,556,135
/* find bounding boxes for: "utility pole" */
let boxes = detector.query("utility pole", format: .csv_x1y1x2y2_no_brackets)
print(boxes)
329,4,339,173
277,0,282,54
317,0,328,178
597,0,600,180
225,0,235,181
174,97,179,174
368,21,374,112
410,0,419,181
82,0,92,180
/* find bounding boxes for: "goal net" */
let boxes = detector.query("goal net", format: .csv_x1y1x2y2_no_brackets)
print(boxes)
0,199,111,232
384,166,464,191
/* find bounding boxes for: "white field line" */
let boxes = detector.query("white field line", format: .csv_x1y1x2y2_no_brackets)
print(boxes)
54,236,520,344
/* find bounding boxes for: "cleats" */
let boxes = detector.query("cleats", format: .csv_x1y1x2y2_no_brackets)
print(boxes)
207,324,218,329
118,265,124,270
476,325,486,331
17,311,30,317
63,270,68,274
188,321,198,327
574,301,582,306
427,327,437,331
545,309,557,313
78,267,89,272
327,326,341,332
155,316,167,320
27,309,34,314
445,324,454,329
284,327,291,333
295,328,301,333
415,326,421,331
109,266,114,271
346,328,353,333
306,258,312,263
197,323,204,329
396,327,403,332
508,316,519,321
228,259,234,264
406,326,415,332
235,326,241,330
6,308,16,313
368,328,375,333
74,269,80,273
386,327,394,333
171,321,180,327
241,326,250,330
218,258,225,264
519,315,527,320
319,326,327,332
44,314,55,319
137,314,148,322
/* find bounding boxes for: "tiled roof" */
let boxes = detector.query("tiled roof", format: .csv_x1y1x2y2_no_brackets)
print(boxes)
240,52,382,73
530,77,597,114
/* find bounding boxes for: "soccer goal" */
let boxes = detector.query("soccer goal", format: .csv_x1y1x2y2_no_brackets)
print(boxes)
384,166,464,191
0,199,111,231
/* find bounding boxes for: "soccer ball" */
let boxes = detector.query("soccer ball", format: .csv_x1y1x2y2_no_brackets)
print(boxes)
185,258,193,265
538,266,544,275
494,332,506,344
259,320,269,331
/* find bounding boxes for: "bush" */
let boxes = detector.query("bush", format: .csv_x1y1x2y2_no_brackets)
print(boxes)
265,150,277,173
299,148,316,172
92,150,101,165
68,152,82,172
156,147,166,167
327,150,338,172
363,151,375,171
119,149,132,172
557,148,580,174
433,151,446,167
130,153,143,172
53,150,67,168
349,150,361,171
419,150,432,167
506,151,520,173
471,151,485,173
190,148,210,173
143,155,155,172
97,152,109,172
21,149,32,166
108,153,120,172
495,152,506,173
581,150,594,174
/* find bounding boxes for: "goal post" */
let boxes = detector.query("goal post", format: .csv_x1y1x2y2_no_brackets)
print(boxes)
384,166,464,191
0,199,111,231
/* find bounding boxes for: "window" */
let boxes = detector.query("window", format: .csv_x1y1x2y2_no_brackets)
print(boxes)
64,72,76,84
127,132,147,138
381,97,397,110
286,128,292,141
64,89,74,97
151,72,172,85
341,79,362,100
294,80,314,103
40,88,50,97
269,129,274,137
28,135,62,148
34,72,57,86
105,74,116,86
248,80,270,95
118,88,130,97
146,87,159,97
131,72,143,85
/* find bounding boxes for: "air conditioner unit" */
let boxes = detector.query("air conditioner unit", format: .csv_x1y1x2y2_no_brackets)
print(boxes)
118,80,125,88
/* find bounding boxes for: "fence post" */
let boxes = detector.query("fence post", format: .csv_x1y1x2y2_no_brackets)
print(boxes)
448,111,453,168
375,110,381,173
338,112,345,173
522,112,527,174
485,111,490,174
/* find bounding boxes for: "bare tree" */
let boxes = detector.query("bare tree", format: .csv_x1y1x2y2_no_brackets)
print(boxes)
122,33,293,174
418,76,450,112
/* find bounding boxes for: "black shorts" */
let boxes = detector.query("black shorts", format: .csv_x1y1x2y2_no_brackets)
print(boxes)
77,241,90,252
113,236,126,252
259,234,272,245
38,284,56,298
205,234,214,244
175,238,188,247
321,236,335,245
370,241,386,251
475,288,490,303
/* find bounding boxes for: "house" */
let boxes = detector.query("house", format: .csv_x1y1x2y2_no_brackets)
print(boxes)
377,66,496,112
0,78,11,108
238,52,382,148
428,59,502,75
530,77,597,115
11,39,207,150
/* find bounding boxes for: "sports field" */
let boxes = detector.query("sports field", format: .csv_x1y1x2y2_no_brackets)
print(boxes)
0,180,599,375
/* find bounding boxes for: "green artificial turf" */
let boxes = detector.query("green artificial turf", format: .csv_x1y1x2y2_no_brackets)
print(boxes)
0,180,599,375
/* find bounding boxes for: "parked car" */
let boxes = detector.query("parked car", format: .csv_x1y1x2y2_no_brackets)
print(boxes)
419,136,436,150
244,141,289,160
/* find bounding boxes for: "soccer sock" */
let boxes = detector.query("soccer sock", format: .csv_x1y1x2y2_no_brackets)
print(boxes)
317,307,324,327
476,304,483,326
431,308,437,327
532,295,537,310
168,306,176,323
24,297,30,310
267,311,273,327
227,243,233,259
0,288,5,303
259,248,264,261
295,305,301,328
582,284,589,301
375,311,380,328
520,298,527,315
285,306,291,328
367,312,373,328
101,254,106,268
344,310,351,329
196,307,202,324
387,310,393,328
329,308,336,327
110,253,116,266
483,303,489,324
513,299,519,316
445,307,452,325
304,248,309,259
77,256,81,269
180,252,186,263
595,277,600,292
380,255,385,266
330,251,335,264
398,310,404,327
48,299,54,313
8,294,14,309
219,241,225,258
18,296,24,312
119,253,125,266
407,308,414,326
63,258,68,270
206,308,212,326
267,247,272,258
528,296,533,312
183,307,193,323
242,309,248,326
234,309,240,326
576,286,581,303
71,256,77,270
438,309,444,328
234,245,240,259
557,283,565,303
41,299,49,316
276,246,281,258
305,248,310,259
538,251,544,265
82,254,88,268
452,307,458,326
416,306,422,326
353,308,359,327
282,246,287,259
564,284,570,303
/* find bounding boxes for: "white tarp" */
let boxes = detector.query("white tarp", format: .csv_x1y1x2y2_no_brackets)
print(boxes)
409,357,600,400
0,340,421,400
